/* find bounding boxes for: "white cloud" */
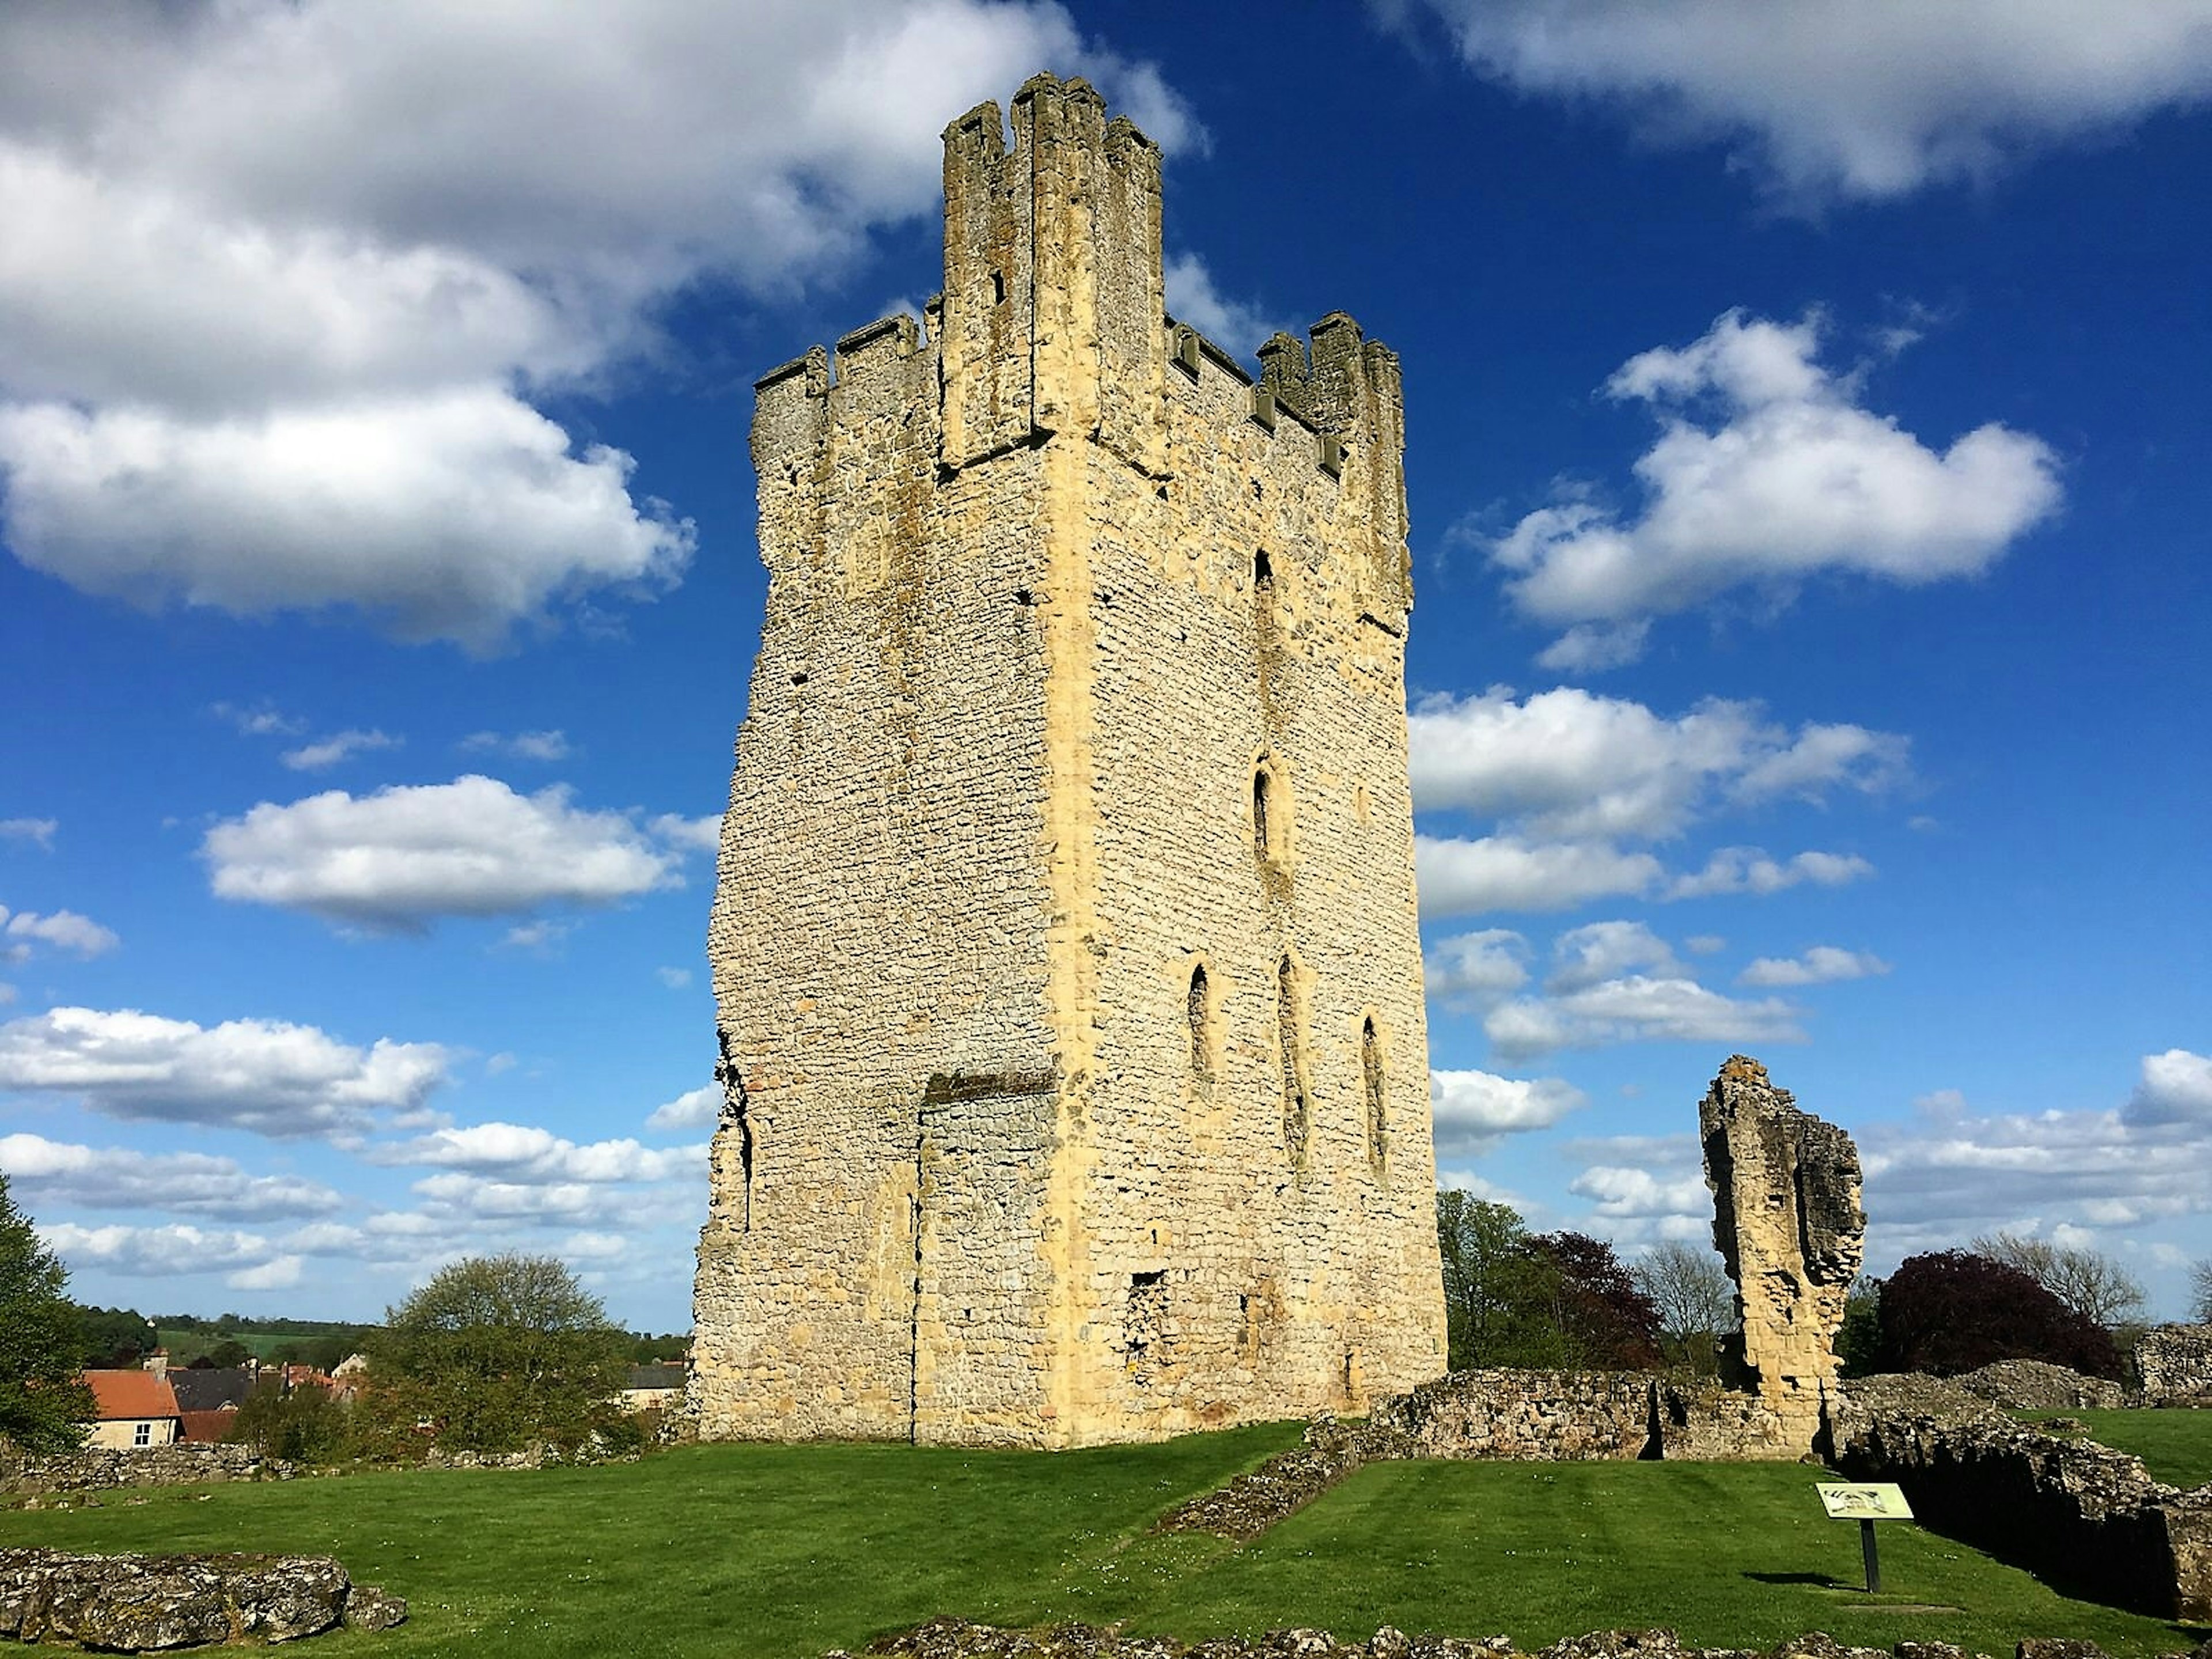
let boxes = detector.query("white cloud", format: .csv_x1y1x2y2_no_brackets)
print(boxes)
0,818,58,850
0,1005,448,1137
39,1221,279,1278
1,905,120,957
650,813,724,855
1396,1,2212,201
370,1121,706,1185
1491,312,2061,660
2126,1048,2212,1128
211,702,304,738
1667,847,1874,899
280,728,400,771
647,1085,721,1133
228,1254,304,1291
1164,252,1283,358
1408,685,1907,839
203,775,686,929
1486,972,1802,1062
1547,919,1680,992
461,729,572,763
656,967,693,990
501,921,573,954
0,1132,340,1220
1683,934,1726,955
1570,1164,1711,1221
1416,834,1662,915
0,392,694,652
1738,945,1892,987
0,3,1188,646
1424,929,1530,1009
1430,1068,1587,1156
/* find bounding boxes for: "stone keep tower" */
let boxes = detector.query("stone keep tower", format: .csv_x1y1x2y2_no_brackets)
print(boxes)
690,73,1446,1449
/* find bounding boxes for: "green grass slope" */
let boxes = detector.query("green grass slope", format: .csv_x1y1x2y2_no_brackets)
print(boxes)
2013,1408,2212,1489
2,1430,2203,1659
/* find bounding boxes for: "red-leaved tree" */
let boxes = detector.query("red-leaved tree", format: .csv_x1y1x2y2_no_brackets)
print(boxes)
1871,1250,2122,1381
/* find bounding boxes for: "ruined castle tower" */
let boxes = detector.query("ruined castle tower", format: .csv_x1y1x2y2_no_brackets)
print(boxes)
689,73,1445,1449
1699,1055,1866,1456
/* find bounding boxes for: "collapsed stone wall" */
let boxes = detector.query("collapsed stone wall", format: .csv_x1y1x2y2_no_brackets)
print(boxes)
0,1548,404,1651
0,1442,293,1498
1827,1374,2212,1620
1953,1359,2125,1412
2137,1325,2212,1406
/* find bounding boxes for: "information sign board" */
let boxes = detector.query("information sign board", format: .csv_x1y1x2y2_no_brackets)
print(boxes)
1816,1483,1914,1521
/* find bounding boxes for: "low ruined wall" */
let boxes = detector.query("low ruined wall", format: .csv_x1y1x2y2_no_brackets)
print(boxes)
0,1442,294,1498
1369,1370,1656,1461
1953,1359,2125,1412
2136,1325,2212,1406
0,1548,404,1651
1828,1374,2212,1620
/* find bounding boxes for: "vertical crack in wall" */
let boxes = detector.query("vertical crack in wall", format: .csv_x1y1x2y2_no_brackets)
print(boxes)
714,1029,754,1232
909,1093,927,1444
1362,1016,1387,1174
1277,955,1309,1169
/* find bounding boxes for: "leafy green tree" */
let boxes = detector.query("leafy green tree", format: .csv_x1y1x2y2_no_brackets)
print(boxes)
75,1305,153,1368
1835,1275,1882,1377
371,1252,631,1453
1,1173,96,1456
232,1378,350,1461
1438,1191,1557,1369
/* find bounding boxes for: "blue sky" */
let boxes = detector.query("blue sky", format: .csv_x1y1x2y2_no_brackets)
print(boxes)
2,1,2206,1334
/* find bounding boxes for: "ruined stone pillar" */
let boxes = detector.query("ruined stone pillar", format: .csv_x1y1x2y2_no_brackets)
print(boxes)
1698,1055,1865,1456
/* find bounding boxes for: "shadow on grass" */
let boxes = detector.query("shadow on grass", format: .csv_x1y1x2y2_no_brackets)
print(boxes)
1744,1573,1845,1588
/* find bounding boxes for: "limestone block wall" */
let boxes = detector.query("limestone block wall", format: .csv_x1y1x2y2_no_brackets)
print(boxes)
692,73,1444,1449
2136,1324,2212,1404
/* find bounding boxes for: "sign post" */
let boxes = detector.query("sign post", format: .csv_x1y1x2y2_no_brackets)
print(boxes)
1815,1483,1914,1594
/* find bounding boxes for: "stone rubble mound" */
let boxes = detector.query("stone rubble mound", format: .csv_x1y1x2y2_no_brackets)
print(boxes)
1952,1361,2124,1412
0,1548,404,1650
840,1618,2212,1659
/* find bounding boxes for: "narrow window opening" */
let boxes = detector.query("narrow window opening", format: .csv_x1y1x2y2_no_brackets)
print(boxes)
1278,955,1309,1164
990,270,1006,305
1252,769,1271,859
1362,1016,1388,1172
1127,1271,1169,1384
1186,964,1211,1081
717,1030,755,1232
1254,549,1274,591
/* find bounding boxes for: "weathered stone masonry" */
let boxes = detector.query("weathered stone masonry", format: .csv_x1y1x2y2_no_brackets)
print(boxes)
691,73,1446,1448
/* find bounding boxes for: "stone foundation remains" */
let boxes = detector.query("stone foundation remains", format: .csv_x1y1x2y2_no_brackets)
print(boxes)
692,71,1443,1449
2137,1326,2212,1407
1953,1359,2124,1412
1700,1056,1865,1459
1827,1374,2212,1620
0,1548,404,1650
0,1443,294,1499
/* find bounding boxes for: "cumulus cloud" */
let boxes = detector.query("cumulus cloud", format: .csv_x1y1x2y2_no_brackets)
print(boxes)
1165,252,1283,358
0,1132,340,1220
1486,962,1802,1062
647,1085,721,1132
649,813,725,855
1490,312,2060,662
202,775,690,929
39,1221,278,1278
1667,847,1874,900
2125,1048,2212,1128
1,904,120,957
1424,929,1530,1010
1547,919,1680,992
1416,834,1662,915
0,2,1187,646
1410,685,1908,839
0,1005,448,1137
461,729,572,763
0,818,58,849
1391,1,2212,202
1738,945,1891,987
1431,1067,1587,1156
369,1121,705,1185
280,729,400,771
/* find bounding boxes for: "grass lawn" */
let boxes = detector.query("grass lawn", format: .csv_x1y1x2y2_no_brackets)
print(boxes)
2,1432,2204,1659
2011,1408,2212,1488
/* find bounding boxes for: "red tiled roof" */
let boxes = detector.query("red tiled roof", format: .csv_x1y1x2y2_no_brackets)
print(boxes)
84,1370,179,1422
178,1409,238,1444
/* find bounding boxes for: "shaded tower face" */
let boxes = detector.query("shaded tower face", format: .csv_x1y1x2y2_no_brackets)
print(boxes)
690,73,1444,1449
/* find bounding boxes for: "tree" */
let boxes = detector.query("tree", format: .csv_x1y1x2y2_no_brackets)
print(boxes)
1835,1275,1881,1378
370,1252,631,1453
1437,1192,1561,1370
1634,1240,1736,1372
1872,1250,2122,1381
1969,1230,2147,1328
1525,1232,1664,1369
0,1173,95,1456
2188,1258,2211,1325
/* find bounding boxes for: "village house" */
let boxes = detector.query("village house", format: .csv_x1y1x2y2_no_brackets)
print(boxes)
82,1369,180,1452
